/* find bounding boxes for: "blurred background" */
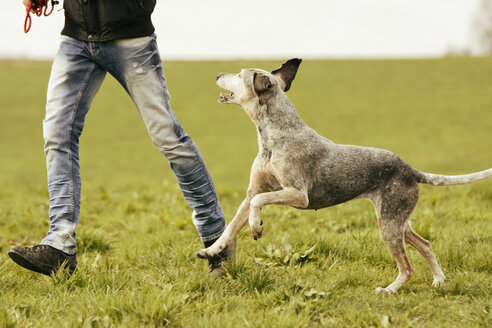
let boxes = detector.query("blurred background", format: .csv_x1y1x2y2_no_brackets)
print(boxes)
1,0,492,60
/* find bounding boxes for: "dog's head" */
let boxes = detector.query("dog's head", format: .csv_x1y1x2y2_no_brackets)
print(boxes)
216,59,302,111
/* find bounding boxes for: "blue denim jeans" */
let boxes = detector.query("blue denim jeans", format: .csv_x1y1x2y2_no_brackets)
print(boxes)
40,34,225,254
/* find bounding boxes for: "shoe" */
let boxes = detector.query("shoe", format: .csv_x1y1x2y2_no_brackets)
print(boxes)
8,244,77,276
204,237,236,278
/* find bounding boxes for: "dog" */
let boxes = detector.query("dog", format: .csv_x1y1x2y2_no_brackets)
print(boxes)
197,59,492,294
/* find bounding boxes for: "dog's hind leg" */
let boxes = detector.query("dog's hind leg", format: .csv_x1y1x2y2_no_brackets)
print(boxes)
197,197,251,259
249,187,309,240
376,221,413,295
371,180,419,294
404,223,445,287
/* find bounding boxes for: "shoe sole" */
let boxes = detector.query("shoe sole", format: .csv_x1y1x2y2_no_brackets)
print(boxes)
8,247,58,276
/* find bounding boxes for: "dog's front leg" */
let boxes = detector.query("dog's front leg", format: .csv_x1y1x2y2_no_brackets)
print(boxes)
196,197,251,259
249,187,309,240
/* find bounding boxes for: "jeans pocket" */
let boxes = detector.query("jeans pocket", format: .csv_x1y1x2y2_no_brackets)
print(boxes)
114,35,153,48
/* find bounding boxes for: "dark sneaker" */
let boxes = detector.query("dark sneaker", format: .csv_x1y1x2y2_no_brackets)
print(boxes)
204,237,236,278
8,245,77,276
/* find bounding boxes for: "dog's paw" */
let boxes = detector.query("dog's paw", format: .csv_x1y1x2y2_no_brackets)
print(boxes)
374,287,395,295
251,225,263,240
196,248,211,259
432,276,445,287
197,244,224,259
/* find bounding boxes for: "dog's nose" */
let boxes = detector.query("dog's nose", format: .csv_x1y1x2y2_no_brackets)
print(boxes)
216,73,224,80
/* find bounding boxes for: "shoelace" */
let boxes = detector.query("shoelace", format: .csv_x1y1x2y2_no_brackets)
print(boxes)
31,245,49,254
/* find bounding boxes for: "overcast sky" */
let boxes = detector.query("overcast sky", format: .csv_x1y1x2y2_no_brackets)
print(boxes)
0,0,483,60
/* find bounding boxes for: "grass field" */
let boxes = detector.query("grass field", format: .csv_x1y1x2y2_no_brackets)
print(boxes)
0,58,491,327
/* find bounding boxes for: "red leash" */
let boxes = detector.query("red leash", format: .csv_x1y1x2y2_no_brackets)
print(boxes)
24,0,58,33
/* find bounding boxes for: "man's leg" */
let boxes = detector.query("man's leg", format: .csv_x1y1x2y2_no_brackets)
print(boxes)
100,35,226,244
41,37,107,254
9,36,106,275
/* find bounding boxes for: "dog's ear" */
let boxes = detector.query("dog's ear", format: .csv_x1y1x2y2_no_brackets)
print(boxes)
253,73,274,94
253,72,274,105
271,58,302,92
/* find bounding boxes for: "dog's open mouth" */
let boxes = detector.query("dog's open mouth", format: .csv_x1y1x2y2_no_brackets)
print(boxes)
218,91,235,103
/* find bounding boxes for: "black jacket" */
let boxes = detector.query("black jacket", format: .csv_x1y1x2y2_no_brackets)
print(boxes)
61,0,157,42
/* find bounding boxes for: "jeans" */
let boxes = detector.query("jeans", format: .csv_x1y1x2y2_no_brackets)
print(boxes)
40,34,225,254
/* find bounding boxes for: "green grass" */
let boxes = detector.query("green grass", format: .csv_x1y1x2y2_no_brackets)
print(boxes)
0,58,491,327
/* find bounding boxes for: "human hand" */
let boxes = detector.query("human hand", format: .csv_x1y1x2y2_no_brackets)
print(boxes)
23,0,37,13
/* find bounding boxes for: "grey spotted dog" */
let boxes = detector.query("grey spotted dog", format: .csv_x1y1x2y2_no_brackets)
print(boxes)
197,58,492,294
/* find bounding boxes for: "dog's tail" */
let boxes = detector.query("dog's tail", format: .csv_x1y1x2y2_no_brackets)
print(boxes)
413,168,492,186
